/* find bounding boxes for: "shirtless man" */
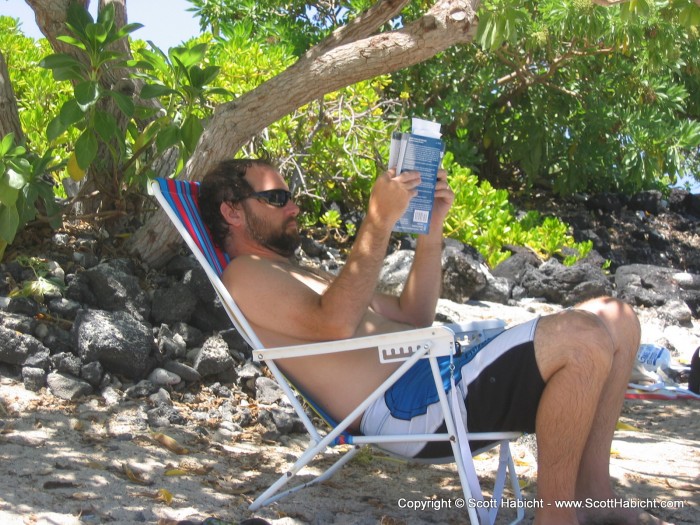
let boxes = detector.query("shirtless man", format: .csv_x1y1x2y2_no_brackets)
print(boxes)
198,158,668,525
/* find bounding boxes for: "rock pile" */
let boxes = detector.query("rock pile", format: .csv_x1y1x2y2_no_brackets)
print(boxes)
0,254,305,440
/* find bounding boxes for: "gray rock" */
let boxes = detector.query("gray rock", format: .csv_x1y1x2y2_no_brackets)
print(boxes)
615,264,700,321
146,404,186,427
377,250,414,295
149,388,172,406
22,367,47,391
80,361,104,387
0,325,51,366
101,385,123,406
6,297,38,316
520,258,613,306
472,274,512,304
47,371,93,401
50,352,82,376
171,321,205,347
163,360,201,383
72,309,154,380
440,240,489,303
0,311,37,334
83,261,151,320
148,367,181,386
156,324,187,359
255,376,288,405
151,284,198,325
658,299,693,325
47,297,82,320
125,380,159,398
41,325,73,354
193,334,234,378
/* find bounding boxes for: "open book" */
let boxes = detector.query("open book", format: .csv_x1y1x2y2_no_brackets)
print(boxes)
387,118,445,235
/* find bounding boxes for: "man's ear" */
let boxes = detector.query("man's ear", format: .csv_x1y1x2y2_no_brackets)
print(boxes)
220,201,244,227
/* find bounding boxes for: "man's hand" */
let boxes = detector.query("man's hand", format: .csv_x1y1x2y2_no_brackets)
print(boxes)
367,168,422,227
430,168,454,233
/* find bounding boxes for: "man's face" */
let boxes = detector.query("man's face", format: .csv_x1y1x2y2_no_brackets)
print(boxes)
242,165,301,258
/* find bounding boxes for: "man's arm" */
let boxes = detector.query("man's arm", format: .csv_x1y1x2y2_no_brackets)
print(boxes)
224,169,422,342
370,169,454,327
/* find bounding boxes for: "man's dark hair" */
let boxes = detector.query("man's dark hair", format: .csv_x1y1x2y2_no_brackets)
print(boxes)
199,158,274,250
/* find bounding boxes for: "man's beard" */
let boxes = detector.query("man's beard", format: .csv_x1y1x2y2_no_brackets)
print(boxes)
244,204,300,258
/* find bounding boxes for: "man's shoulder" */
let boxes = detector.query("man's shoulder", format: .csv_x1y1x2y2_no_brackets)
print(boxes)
224,254,293,282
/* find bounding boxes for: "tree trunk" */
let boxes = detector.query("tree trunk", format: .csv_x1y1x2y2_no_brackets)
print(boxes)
129,0,482,266
0,51,24,141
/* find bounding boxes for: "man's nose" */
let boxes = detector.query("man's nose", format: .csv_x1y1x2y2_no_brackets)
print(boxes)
286,200,300,216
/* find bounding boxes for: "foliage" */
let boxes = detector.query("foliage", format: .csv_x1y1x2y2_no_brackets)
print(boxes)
3,0,699,271
442,152,592,267
389,0,700,196
39,4,231,190
0,18,73,154
133,40,231,178
0,134,62,260
39,3,143,176
8,255,66,302
186,0,373,55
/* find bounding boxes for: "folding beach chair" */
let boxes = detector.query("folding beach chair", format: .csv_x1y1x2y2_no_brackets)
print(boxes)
151,178,525,525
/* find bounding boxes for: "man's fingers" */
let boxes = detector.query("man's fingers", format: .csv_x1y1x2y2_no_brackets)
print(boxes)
394,170,421,187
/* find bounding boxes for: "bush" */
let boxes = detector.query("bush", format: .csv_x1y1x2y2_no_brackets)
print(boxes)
442,152,592,268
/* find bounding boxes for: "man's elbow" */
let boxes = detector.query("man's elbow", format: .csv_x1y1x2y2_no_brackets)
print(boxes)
312,318,358,342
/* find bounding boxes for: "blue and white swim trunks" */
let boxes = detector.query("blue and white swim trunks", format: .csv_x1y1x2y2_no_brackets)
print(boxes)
360,318,544,458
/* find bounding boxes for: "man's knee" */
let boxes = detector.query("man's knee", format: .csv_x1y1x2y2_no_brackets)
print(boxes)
535,309,615,381
576,296,641,357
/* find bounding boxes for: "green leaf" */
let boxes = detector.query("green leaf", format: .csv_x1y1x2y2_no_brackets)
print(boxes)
107,91,135,117
114,22,144,41
56,35,87,50
39,53,83,70
59,99,85,127
155,124,180,153
679,4,700,28
74,80,100,107
86,23,109,46
180,115,203,154
5,169,26,190
0,205,20,244
47,116,69,142
206,87,231,97
66,2,95,35
0,133,15,157
93,110,119,142
0,177,19,207
96,3,115,27
170,43,207,69
75,130,98,169
52,65,85,83
140,83,178,99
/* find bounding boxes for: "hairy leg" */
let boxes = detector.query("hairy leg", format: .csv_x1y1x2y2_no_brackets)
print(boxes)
533,298,672,525
573,299,672,525
532,308,615,525
573,297,640,500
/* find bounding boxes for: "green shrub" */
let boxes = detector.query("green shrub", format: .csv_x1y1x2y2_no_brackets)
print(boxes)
442,152,592,268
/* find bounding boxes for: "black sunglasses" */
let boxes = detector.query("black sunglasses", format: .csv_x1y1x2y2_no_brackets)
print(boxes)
248,189,293,207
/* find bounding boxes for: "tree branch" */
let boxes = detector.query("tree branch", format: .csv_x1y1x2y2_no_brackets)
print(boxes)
183,0,481,182
308,0,411,59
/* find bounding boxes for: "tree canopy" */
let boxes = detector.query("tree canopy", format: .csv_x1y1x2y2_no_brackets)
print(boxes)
1,0,699,266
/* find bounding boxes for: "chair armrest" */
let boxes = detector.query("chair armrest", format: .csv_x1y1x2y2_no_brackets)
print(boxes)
252,325,458,363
